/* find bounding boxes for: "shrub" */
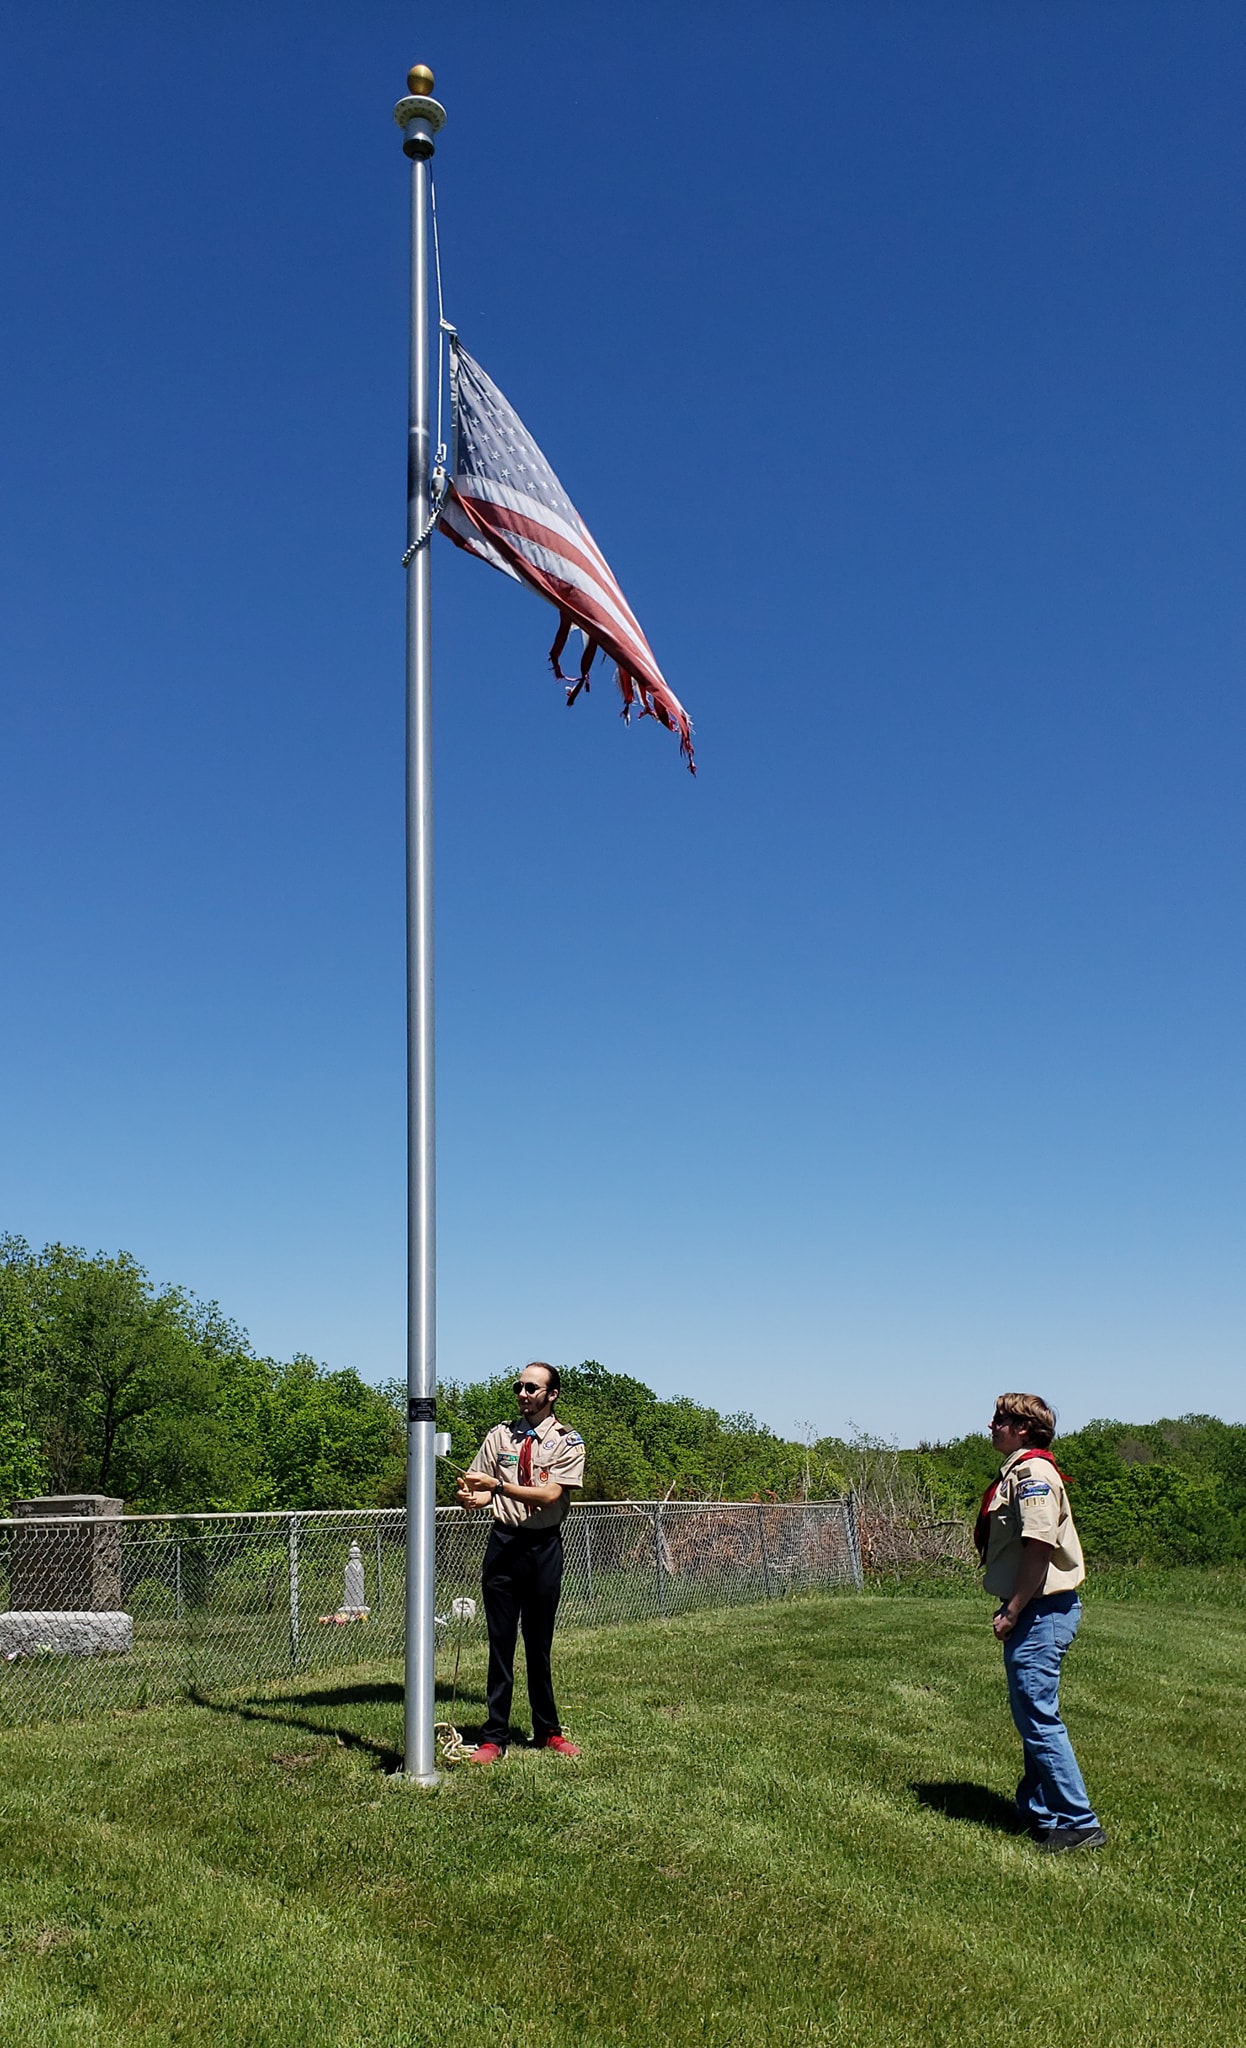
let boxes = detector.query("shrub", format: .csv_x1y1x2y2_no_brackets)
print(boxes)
1071,1464,1236,1567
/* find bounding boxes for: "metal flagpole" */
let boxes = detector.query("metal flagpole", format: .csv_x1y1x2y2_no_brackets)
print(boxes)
394,63,446,1784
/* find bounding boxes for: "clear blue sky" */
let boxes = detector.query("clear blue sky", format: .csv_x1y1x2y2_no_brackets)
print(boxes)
2,3,1243,1442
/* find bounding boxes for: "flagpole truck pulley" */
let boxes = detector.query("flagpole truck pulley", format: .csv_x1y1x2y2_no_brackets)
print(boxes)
395,66,445,161
394,60,446,1786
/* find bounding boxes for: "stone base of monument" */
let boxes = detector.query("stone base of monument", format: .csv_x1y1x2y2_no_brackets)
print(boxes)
0,1611,134,1659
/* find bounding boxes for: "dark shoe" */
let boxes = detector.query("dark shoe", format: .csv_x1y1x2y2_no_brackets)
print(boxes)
1036,1823,1106,1854
470,1741,506,1766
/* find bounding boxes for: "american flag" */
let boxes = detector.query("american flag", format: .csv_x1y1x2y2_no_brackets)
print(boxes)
438,339,694,772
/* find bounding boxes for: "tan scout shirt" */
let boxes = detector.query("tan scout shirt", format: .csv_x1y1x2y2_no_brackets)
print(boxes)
982,1448,1085,1599
468,1414,586,1532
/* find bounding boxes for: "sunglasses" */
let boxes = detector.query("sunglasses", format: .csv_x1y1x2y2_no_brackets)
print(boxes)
513,1380,549,1396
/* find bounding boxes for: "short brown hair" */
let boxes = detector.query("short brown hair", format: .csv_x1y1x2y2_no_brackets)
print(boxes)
526,1361,561,1397
992,1392,1056,1447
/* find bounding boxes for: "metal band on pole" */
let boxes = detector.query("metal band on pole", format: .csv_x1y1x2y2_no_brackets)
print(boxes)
394,64,446,1785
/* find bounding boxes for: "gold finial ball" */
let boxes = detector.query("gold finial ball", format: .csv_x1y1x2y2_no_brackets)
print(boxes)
407,64,435,96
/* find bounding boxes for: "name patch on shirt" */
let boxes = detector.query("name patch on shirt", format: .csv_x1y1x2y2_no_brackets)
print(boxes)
1019,1482,1052,1498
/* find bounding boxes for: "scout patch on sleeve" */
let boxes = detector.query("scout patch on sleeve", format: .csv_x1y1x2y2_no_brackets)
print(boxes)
560,1431,584,1446
1019,1482,1052,1498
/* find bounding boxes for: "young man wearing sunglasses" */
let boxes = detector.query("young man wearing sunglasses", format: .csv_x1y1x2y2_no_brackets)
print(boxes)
457,1362,586,1765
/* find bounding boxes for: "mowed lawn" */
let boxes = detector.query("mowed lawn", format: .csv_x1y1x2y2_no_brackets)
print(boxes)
0,1591,1242,2047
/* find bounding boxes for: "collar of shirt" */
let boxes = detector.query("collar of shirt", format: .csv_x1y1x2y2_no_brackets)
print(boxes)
1000,1445,1070,1485
1001,1447,1038,1477
511,1413,557,1442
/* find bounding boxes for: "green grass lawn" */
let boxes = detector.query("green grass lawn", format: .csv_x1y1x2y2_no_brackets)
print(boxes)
0,1590,1242,2047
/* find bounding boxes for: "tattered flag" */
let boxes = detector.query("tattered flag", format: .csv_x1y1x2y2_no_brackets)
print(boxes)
439,339,694,772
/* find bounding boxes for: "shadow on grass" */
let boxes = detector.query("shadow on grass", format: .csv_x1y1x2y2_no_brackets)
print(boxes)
200,1679,485,1712
188,1689,403,1771
910,1781,1028,1834
187,1678,494,1775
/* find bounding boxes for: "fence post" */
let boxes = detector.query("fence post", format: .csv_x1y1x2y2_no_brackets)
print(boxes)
846,1491,863,1588
654,1504,667,1616
175,1540,183,1621
375,1521,384,1612
756,1503,773,1601
288,1514,300,1669
582,1514,595,1607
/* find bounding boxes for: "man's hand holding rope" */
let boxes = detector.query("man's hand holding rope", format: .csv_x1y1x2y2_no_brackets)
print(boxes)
455,1467,567,1512
456,1472,497,1510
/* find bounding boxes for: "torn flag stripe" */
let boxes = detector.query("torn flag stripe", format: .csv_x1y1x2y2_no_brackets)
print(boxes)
440,339,694,770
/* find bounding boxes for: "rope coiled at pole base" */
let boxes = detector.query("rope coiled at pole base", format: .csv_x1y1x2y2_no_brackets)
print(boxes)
434,1719,479,1765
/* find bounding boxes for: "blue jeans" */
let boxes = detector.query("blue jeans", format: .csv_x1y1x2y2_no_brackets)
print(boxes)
1002,1592,1098,1833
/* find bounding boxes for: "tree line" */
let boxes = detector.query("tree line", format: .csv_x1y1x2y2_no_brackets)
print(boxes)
0,1239,404,1513
2,1239,1243,1565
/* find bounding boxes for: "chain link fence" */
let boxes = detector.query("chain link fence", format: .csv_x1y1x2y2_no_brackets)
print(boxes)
0,1498,860,1728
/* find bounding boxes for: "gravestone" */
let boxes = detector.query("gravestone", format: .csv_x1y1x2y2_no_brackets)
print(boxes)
342,1541,369,1617
0,1610,134,1658
9,1495,124,1610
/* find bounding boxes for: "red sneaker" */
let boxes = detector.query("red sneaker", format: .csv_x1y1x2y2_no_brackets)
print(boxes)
536,1734,581,1758
470,1741,505,1766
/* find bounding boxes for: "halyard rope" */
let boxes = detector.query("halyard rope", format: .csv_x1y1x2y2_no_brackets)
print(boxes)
431,175,447,474
434,1597,478,1765
401,176,453,568
434,1719,478,1765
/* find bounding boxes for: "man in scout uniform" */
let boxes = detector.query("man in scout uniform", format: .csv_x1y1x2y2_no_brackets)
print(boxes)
457,1361,586,1765
976,1391,1106,1852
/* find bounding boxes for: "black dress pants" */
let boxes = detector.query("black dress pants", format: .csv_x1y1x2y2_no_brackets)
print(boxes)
480,1524,564,1746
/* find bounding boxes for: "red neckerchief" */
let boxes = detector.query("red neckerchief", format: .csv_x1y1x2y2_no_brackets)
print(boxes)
973,1447,1069,1558
517,1424,538,1486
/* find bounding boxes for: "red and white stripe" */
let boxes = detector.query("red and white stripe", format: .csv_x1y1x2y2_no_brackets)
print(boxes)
438,341,694,772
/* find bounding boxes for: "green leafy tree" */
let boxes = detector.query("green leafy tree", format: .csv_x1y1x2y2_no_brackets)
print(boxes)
0,1239,49,1502
1070,1464,1236,1566
254,1357,405,1509
0,1239,406,1513
34,1248,224,1505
